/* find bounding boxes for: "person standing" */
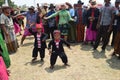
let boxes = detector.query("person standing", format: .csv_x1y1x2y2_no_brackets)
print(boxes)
45,4,74,41
93,0,115,51
41,3,49,39
112,0,120,58
75,0,87,43
20,6,37,45
84,0,100,45
46,4,57,39
0,27,10,68
0,6,18,53
36,3,45,33
111,0,120,46
66,2,76,43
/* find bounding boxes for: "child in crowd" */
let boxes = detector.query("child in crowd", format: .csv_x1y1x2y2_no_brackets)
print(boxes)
48,30,71,69
29,24,48,62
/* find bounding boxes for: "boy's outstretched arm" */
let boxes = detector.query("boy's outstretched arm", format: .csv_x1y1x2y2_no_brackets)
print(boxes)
62,40,71,49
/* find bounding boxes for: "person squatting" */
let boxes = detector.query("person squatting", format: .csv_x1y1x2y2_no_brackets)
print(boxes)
48,30,71,69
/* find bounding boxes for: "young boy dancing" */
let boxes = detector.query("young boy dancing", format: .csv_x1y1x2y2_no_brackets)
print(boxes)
48,30,71,69
29,24,48,62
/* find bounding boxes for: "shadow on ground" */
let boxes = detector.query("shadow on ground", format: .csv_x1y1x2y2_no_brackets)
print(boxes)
45,65,69,73
92,50,107,59
24,60,44,67
106,56,120,70
80,44,93,51
21,42,33,47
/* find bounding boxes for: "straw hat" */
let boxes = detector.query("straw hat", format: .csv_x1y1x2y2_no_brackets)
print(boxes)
2,4,11,10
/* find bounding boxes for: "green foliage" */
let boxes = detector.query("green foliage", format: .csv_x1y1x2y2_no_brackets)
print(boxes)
19,4,28,11
0,0,17,8
0,0,5,6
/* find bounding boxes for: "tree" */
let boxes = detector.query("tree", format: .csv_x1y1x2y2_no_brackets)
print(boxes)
0,0,17,8
8,0,17,8
0,0,5,6
19,4,28,11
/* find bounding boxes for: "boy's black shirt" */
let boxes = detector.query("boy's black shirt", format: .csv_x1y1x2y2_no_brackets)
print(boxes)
48,39,70,53
29,28,48,49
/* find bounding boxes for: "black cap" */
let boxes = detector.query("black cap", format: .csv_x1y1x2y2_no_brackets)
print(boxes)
49,4,55,9
77,0,84,5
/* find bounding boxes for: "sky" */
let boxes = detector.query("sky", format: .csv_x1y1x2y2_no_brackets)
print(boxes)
11,0,115,7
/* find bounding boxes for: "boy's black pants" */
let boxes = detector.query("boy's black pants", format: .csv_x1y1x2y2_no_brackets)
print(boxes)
32,47,45,59
50,52,68,66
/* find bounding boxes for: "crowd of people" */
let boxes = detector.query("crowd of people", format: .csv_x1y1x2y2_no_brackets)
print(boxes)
0,0,120,79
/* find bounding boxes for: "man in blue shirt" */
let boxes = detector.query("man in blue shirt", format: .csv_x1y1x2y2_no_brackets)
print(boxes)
93,0,115,51
20,6,37,45
46,4,56,39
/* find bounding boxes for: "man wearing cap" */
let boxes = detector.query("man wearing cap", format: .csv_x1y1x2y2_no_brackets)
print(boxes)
75,0,87,43
41,3,48,16
0,5,18,53
41,3,49,39
46,4,56,39
20,6,38,45
93,0,115,51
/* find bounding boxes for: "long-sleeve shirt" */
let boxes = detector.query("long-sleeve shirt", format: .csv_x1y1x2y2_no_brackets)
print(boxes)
100,3,115,26
29,28,48,49
48,39,70,53
47,10,74,25
22,11,37,28
46,10,56,27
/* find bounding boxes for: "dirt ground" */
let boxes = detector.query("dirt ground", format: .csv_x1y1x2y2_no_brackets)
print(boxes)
9,35,120,80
